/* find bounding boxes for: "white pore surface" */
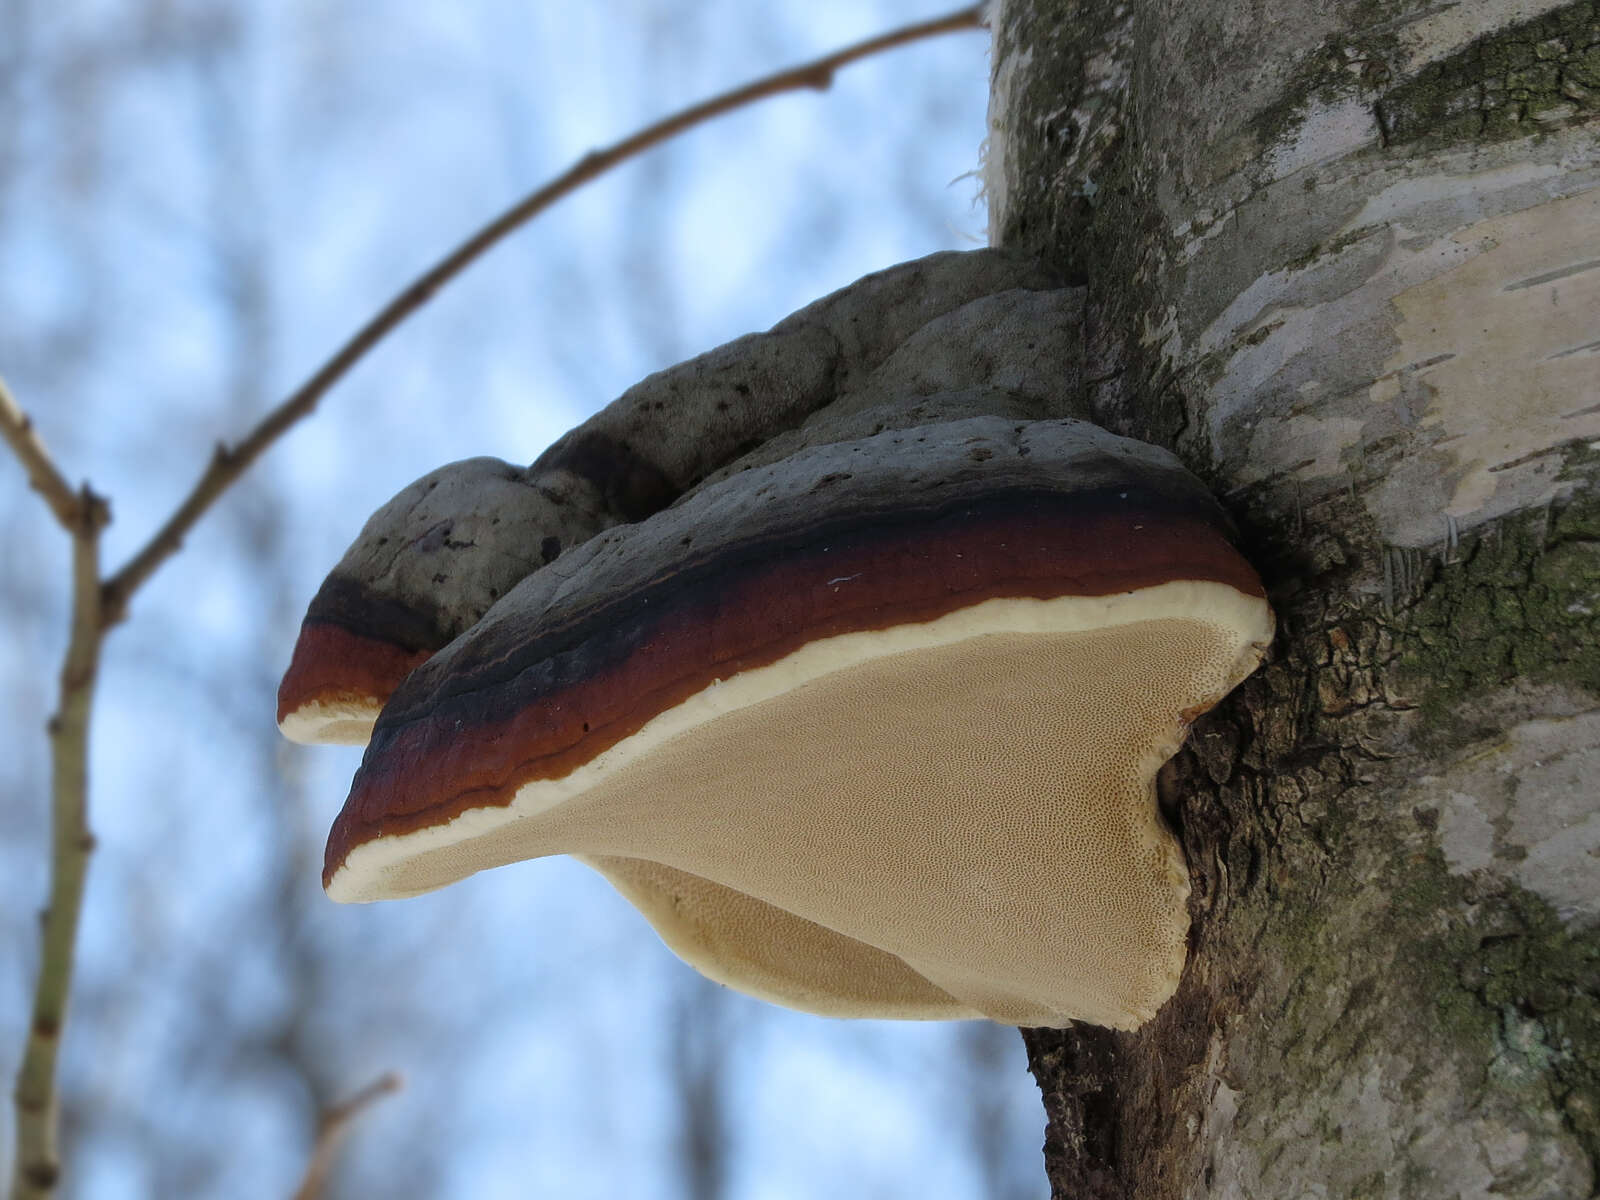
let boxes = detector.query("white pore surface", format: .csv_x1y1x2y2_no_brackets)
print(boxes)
330,580,1273,1027
278,695,380,746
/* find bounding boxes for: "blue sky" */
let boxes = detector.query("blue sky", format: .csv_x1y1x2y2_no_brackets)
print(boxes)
0,4,1045,1196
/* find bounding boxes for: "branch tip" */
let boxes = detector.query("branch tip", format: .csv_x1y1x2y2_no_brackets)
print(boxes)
0,377,86,533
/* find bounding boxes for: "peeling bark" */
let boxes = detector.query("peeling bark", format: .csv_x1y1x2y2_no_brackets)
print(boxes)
993,1,1600,1196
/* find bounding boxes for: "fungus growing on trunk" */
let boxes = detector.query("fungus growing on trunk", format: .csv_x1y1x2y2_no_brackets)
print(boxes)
320,418,1272,1028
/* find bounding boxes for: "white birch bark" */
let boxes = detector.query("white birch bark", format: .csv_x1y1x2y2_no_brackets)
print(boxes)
989,2,1600,1196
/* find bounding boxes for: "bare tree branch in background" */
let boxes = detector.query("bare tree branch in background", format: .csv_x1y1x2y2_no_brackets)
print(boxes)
667,980,736,1200
289,1073,404,1200
0,383,107,1200
0,8,990,1196
0,387,84,530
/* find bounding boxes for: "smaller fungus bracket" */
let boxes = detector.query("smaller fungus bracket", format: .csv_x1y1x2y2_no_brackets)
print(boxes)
277,457,596,744
323,416,1273,1029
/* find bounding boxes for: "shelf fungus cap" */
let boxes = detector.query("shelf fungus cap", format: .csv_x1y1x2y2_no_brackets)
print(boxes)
277,457,619,745
326,418,1274,1028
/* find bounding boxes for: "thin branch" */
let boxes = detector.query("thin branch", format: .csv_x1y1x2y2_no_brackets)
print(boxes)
290,1073,404,1200
0,377,84,531
97,2,987,625
10,494,106,1200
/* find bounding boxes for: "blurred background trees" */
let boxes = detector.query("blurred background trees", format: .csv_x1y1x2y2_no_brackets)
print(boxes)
1,2,1045,1195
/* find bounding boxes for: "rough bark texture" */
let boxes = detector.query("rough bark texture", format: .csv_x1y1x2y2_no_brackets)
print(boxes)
990,1,1600,1196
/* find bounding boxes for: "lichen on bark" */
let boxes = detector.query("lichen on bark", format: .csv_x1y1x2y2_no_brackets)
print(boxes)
1393,444,1600,738
1376,1,1600,149
1148,479,1600,1196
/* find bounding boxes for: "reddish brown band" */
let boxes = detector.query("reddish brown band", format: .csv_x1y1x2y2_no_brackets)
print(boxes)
326,488,1263,884
276,623,433,728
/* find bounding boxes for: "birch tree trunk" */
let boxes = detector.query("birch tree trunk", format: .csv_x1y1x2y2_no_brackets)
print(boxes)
986,1,1600,1196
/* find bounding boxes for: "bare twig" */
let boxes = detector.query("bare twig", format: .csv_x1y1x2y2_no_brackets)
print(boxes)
290,1073,404,1200
97,2,987,625
0,378,84,531
10,490,108,1200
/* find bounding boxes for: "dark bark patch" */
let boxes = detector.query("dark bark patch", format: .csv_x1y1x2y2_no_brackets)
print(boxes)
1375,1,1600,149
1021,1026,1129,1200
1392,446,1600,749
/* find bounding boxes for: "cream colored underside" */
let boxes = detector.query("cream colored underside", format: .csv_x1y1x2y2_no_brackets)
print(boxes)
330,581,1273,1028
280,696,379,746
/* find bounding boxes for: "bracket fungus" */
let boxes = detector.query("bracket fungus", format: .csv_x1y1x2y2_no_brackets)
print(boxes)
279,250,1272,1028
307,417,1271,1029
276,249,1073,746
